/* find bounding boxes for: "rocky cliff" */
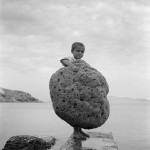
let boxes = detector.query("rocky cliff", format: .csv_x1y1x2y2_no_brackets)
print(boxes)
0,87,42,103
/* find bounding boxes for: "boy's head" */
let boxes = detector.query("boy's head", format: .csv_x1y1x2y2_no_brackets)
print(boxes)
71,42,85,59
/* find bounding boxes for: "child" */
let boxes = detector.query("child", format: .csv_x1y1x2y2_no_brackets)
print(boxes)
60,42,90,140
60,42,85,67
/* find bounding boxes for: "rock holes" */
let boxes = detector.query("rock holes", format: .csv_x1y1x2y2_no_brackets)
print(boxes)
74,103,77,108
80,97,84,101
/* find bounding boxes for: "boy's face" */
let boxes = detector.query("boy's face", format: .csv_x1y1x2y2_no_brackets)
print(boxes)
72,46,85,59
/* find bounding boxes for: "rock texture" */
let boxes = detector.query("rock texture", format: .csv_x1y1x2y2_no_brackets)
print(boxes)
49,60,109,129
0,87,42,103
2,135,56,150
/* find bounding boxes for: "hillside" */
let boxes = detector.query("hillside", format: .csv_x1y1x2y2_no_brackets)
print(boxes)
0,87,42,103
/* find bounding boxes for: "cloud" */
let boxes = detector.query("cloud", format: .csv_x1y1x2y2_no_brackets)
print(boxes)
84,1,150,69
0,0,150,72
0,0,150,100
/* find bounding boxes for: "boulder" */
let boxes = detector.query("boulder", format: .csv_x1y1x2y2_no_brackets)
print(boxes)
49,60,109,129
2,135,56,150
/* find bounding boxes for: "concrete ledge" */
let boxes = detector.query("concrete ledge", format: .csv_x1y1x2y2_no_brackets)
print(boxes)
59,131,118,150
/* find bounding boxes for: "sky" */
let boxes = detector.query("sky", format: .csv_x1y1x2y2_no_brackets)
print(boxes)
0,0,150,102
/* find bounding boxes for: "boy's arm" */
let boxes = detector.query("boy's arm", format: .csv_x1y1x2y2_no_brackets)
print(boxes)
60,59,74,67
60,58,79,72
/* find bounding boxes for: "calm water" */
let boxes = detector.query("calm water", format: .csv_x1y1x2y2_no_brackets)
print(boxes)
0,100,150,150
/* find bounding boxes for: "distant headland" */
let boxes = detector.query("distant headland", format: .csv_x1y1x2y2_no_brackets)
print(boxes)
0,87,43,103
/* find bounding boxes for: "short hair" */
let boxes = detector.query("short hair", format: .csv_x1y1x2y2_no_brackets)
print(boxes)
71,42,85,52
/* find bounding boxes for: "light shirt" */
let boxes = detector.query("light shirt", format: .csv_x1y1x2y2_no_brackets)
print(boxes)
62,56,81,63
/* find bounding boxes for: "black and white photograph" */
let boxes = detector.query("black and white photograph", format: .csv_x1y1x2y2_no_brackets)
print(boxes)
0,0,150,150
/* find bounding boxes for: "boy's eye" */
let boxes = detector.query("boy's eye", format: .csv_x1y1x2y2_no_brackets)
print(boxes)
76,50,84,53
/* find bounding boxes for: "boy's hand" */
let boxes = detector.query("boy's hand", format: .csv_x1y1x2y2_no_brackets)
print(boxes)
60,59,79,72
60,59,72,67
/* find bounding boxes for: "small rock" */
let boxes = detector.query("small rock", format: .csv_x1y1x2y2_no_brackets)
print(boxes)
2,135,56,150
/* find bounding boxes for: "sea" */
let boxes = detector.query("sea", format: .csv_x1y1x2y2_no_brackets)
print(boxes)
0,98,150,150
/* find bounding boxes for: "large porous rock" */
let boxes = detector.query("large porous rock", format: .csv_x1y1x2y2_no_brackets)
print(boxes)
2,135,56,150
49,60,109,129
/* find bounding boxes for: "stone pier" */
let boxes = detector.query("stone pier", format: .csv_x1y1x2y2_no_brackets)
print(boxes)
52,131,118,150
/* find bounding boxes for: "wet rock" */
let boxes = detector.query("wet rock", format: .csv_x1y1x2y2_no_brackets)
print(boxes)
49,60,109,129
2,135,56,150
